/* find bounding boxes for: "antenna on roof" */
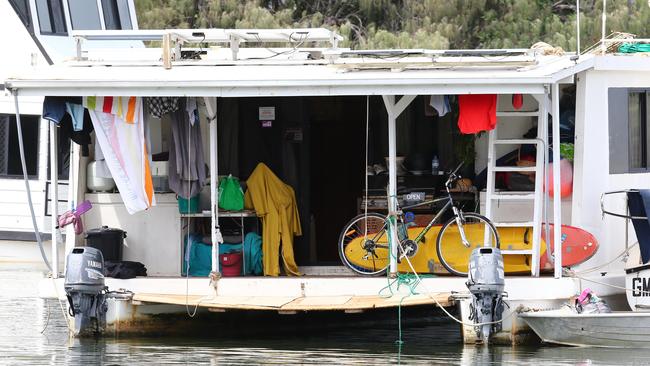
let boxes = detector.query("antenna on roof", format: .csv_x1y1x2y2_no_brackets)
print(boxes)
576,0,581,57
601,0,607,54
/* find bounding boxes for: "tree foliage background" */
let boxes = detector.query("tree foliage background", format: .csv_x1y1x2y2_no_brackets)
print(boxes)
135,0,650,51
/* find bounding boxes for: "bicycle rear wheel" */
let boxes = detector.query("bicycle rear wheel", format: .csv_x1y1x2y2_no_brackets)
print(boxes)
338,213,390,276
435,212,500,276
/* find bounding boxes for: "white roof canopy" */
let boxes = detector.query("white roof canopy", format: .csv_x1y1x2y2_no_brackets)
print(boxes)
5,26,593,98
5,54,591,97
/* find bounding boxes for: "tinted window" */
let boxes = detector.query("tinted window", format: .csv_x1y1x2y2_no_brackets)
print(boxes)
102,0,132,30
68,0,101,30
609,89,650,173
36,0,67,35
0,115,39,178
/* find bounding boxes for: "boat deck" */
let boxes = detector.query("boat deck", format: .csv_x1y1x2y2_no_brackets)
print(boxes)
132,292,454,312
40,272,586,308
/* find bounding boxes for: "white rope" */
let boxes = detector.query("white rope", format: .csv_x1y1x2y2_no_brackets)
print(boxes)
566,271,637,294
395,240,513,327
50,276,73,332
184,98,200,318
364,96,369,239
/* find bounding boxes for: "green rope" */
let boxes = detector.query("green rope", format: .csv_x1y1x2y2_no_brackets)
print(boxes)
381,209,437,344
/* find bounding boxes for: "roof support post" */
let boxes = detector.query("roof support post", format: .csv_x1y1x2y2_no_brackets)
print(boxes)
49,119,60,278
64,143,81,271
382,94,416,277
204,97,221,279
551,84,563,278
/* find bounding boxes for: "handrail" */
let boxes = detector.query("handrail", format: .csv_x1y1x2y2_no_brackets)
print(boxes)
600,190,648,220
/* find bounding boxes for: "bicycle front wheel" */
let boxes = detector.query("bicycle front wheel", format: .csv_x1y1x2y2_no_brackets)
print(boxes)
435,212,500,276
338,213,390,276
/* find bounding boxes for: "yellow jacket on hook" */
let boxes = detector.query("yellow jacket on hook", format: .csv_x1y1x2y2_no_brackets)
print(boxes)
244,163,302,276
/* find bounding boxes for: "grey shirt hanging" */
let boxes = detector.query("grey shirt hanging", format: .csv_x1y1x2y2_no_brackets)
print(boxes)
168,98,207,199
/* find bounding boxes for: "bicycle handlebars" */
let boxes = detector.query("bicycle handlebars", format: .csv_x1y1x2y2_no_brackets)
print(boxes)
445,161,465,189
449,161,465,177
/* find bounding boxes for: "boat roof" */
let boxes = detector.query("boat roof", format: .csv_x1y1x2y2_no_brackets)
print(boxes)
4,28,598,97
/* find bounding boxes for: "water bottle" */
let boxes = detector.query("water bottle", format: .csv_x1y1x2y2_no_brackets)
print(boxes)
431,155,439,175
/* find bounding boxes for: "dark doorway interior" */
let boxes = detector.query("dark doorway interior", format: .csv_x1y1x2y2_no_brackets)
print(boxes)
308,97,366,263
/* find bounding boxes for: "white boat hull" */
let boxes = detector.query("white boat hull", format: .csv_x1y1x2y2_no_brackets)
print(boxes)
520,310,650,348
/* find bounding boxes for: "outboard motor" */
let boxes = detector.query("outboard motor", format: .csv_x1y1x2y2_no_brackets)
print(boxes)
466,247,505,343
64,247,108,336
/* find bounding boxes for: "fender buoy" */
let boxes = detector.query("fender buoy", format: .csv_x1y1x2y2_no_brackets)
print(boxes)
547,159,573,198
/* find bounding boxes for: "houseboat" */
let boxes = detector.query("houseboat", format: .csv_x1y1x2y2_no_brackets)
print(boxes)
5,26,650,344
0,0,140,264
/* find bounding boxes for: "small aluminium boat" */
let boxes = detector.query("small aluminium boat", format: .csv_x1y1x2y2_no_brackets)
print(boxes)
519,310,650,348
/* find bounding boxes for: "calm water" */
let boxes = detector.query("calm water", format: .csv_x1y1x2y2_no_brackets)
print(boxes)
2,263,650,365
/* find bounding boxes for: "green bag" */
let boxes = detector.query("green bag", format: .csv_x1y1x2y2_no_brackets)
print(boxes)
218,175,244,211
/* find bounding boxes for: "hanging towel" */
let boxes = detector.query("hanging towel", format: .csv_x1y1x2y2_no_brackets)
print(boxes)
457,94,497,134
429,95,451,117
628,190,650,264
244,163,301,276
84,96,155,214
168,99,206,199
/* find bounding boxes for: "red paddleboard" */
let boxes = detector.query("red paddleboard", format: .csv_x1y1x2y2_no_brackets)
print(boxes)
539,224,598,270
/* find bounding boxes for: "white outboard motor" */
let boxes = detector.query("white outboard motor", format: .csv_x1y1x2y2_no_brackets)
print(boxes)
64,247,108,336
466,247,505,343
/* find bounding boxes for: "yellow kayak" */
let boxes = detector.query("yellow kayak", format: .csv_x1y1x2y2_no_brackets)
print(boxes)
343,223,543,275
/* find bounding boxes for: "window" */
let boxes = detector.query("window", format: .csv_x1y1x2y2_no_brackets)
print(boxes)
0,115,39,178
35,0,67,35
67,0,101,30
609,89,650,173
628,92,650,170
101,0,132,30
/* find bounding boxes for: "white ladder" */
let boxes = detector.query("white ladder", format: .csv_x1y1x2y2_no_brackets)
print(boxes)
485,98,547,276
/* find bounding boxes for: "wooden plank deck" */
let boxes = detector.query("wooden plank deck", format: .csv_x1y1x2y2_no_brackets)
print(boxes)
132,292,454,312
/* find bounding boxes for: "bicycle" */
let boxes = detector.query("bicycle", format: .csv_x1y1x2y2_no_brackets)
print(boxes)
338,163,500,277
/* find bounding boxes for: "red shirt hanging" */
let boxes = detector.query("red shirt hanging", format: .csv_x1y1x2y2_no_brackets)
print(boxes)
457,94,497,134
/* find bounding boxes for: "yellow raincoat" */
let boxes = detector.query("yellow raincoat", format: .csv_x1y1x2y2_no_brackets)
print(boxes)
244,163,301,276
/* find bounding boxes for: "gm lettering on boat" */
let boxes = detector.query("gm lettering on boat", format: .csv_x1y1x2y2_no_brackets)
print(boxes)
632,277,650,297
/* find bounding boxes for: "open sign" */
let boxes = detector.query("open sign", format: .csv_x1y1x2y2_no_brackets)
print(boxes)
404,192,425,204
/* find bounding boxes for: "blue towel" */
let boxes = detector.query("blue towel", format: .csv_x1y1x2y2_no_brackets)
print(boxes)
182,232,263,276
628,190,650,263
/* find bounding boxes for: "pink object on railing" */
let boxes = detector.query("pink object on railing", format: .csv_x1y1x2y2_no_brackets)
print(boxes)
57,200,93,235
577,288,593,304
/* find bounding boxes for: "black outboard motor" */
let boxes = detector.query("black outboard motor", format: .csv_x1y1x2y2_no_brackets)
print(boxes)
64,247,108,336
466,247,505,343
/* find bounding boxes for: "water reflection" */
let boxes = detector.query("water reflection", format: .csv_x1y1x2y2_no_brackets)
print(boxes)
2,266,650,365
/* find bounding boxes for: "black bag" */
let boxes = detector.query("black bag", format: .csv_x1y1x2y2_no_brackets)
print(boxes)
104,261,147,279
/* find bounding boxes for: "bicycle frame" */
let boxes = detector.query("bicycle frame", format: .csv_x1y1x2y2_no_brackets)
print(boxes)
397,162,471,247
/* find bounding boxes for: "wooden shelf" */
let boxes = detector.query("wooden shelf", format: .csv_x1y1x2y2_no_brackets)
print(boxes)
180,210,257,218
